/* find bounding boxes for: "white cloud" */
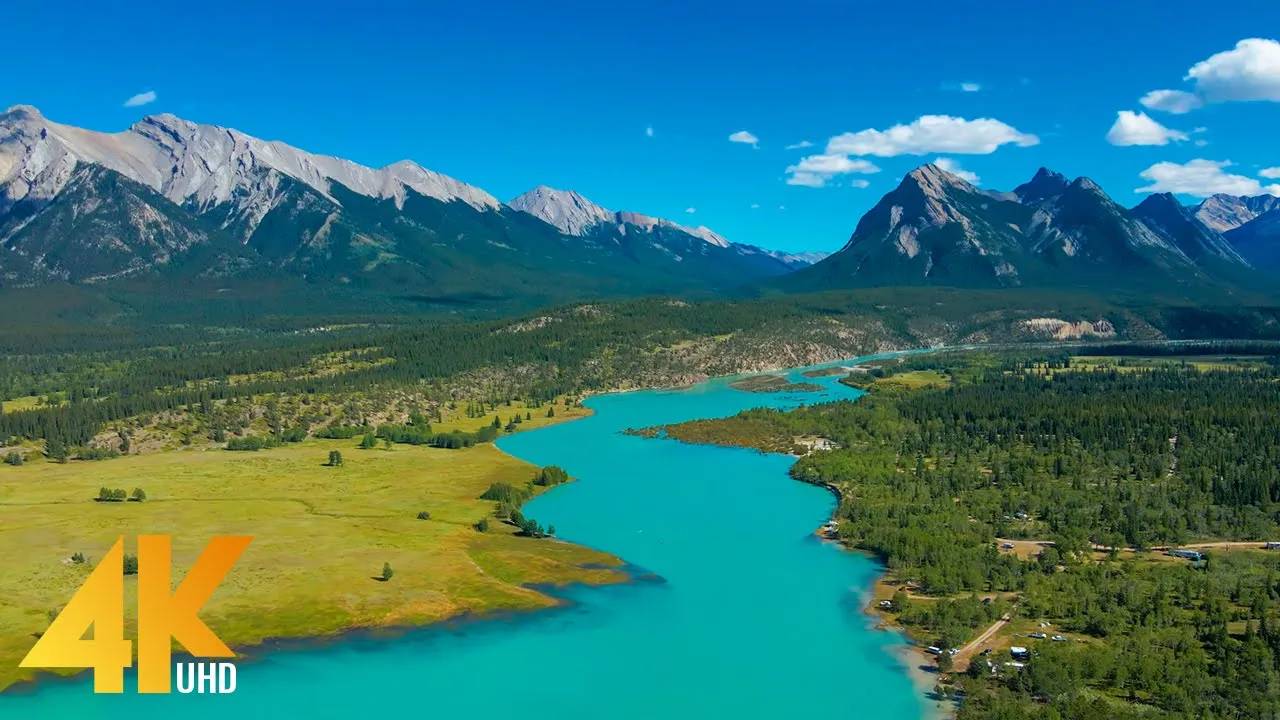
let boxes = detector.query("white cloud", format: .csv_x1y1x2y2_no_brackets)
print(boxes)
932,157,980,184
684,207,696,214
1186,38,1280,102
960,82,982,92
826,115,1038,157
1261,167,1280,179
784,153,880,188
1139,89,1203,114
1136,158,1280,198
1105,111,1188,146
849,179,871,189
645,126,655,138
122,90,157,108
786,172,826,188
728,130,759,147
750,203,761,209
785,140,814,150
790,154,880,174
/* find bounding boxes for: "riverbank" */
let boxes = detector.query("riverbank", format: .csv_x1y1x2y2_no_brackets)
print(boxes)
645,355,962,718
810,505,957,720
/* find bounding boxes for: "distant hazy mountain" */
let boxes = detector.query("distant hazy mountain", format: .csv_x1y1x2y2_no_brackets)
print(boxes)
0,106,807,303
1194,193,1280,233
788,163,1256,297
1130,193,1248,266
1185,193,1280,273
1223,207,1280,272
509,185,815,276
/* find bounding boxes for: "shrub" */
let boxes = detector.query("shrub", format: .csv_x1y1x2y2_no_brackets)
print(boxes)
97,487,127,502
314,424,366,439
479,482,530,504
534,466,570,486
225,435,279,451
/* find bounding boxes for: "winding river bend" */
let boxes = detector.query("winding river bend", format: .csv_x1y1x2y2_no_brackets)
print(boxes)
7,356,924,719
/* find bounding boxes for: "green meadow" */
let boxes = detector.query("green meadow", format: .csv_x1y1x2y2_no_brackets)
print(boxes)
0,408,624,691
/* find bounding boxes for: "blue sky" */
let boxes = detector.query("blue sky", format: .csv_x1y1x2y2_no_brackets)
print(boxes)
6,1,1280,252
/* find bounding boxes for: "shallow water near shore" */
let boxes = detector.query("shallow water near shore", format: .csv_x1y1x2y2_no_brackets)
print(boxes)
4,354,925,719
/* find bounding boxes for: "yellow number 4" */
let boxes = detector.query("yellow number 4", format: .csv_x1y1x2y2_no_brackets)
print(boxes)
20,538,132,692
20,535,251,693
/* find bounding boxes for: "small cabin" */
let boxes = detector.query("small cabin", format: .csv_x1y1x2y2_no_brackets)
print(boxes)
1168,548,1204,561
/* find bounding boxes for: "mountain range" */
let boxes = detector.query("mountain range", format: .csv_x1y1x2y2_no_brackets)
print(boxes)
790,164,1277,298
2,105,1278,311
0,105,811,306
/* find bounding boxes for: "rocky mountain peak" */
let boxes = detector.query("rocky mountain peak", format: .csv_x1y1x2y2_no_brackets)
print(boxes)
1068,176,1106,195
1194,193,1280,233
1133,192,1183,214
683,225,731,248
509,185,734,249
1013,167,1069,204
508,185,615,236
904,162,975,194
3,104,42,119
0,105,501,228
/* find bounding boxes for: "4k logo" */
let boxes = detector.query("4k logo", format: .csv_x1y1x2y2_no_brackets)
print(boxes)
21,535,251,693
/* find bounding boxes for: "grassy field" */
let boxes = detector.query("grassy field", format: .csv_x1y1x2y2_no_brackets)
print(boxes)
0,404,624,692
870,369,951,390
1066,355,1268,373
1,395,53,414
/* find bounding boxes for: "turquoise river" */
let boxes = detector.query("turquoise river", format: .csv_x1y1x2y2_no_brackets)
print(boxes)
4,355,928,718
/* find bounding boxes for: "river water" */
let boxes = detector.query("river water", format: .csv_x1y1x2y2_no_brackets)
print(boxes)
4,356,925,719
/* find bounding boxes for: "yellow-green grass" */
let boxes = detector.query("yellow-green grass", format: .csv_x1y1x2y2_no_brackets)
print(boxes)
1069,355,1266,373
0,412,623,692
1,396,53,414
873,369,951,390
432,398,570,434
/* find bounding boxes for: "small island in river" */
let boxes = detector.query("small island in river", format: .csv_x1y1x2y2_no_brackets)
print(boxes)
728,374,823,394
